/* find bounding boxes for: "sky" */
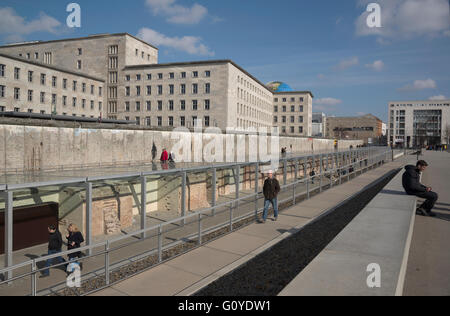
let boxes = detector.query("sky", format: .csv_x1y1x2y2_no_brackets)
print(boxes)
0,0,449,122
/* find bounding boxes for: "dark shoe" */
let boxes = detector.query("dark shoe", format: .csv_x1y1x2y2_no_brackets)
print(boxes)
427,211,437,217
39,274,49,279
416,207,428,216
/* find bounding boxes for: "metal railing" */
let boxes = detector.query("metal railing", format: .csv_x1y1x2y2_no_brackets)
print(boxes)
0,147,393,296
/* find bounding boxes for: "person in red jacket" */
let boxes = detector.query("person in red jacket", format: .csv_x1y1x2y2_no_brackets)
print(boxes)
160,148,169,162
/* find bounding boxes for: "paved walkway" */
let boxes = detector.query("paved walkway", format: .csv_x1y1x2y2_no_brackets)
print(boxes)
403,151,450,296
91,158,406,296
278,156,417,296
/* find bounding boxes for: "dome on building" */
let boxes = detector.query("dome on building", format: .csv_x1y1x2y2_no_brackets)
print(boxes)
266,81,293,93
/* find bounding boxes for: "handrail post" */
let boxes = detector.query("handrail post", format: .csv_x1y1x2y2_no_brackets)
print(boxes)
4,191,13,282
212,168,217,216
158,225,163,263
86,182,93,256
230,202,233,231
306,178,310,199
293,160,298,205
140,176,147,239
105,241,110,286
319,154,323,193
31,260,37,296
181,172,187,227
255,163,259,221
198,214,202,246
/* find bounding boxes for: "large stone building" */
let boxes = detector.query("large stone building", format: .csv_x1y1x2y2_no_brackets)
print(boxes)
0,33,158,120
122,60,273,130
326,114,383,144
388,100,450,148
0,33,314,134
268,82,313,137
0,53,104,117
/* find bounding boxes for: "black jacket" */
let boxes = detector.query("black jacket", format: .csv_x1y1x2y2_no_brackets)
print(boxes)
48,230,63,251
67,231,84,259
263,178,280,200
402,165,427,195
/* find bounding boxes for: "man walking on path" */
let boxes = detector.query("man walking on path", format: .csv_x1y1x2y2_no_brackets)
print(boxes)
41,225,66,278
402,160,438,217
262,171,281,223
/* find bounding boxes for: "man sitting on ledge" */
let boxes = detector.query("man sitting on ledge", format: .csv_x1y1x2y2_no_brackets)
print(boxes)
402,160,438,217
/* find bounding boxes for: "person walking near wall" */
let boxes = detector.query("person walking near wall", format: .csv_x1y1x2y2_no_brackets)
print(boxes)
66,224,84,262
402,160,438,217
262,171,281,223
41,225,65,278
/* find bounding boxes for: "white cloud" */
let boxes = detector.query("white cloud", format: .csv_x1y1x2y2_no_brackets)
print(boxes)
137,27,214,56
333,57,359,71
317,74,326,80
399,79,437,91
0,7,62,42
356,0,450,40
145,0,208,24
365,60,385,71
429,95,447,100
315,98,343,106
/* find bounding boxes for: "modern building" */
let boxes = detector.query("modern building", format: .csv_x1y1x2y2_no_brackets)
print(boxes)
326,114,383,145
268,81,313,137
0,53,104,117
388,100,450,148
312,112,327,137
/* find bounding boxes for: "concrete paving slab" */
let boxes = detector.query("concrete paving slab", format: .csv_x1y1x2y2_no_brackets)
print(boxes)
107,264,203,296
326,207,413,260
90,287,129,296
279,249,400,296
204,232,268,256
281,206,319,219
164,246,241,278
300,197,344,209
237,221,293,240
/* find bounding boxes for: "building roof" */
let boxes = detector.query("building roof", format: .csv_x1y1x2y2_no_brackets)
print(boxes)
273,90,314,98
0,53,105,82
0,33,159,51
123,59,274,94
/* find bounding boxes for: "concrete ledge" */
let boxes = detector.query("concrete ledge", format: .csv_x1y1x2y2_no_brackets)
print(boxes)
279,169,417,296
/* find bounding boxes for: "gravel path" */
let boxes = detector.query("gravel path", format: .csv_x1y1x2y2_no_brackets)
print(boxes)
194,169,400,296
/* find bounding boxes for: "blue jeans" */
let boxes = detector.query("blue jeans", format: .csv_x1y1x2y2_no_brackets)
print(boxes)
42,250,65,276
263,198,279,221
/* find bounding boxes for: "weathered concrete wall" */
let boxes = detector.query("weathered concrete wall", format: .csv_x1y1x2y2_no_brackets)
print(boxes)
0,124,363,173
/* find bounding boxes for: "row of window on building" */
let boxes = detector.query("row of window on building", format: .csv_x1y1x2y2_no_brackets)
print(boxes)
274,97,305,103
134,48,153,62
237,75,271,101
275,126,304,134
17,52,53,64
0,64,102,96
237,119,271,130
124,99,211,112
238,103,270,122
127,115,212,128
0,85,102,110
274,105,304,113
125,83,211,96
126,71,211,81
274,116,304,124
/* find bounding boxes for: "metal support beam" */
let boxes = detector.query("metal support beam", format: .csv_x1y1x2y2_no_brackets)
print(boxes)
283,159,287,186
86,182,93,256
181,172,187,226
140,176,147,239
4,191,13,281
235,165,240,211
254,163,259,220
212,168,217,216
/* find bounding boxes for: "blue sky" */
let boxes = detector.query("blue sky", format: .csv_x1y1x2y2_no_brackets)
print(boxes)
0,0,449,122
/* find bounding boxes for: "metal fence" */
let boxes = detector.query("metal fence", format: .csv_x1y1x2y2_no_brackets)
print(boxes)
0,147,394,296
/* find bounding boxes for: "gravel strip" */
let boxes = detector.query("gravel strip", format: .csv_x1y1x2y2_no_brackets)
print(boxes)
194,168,400,296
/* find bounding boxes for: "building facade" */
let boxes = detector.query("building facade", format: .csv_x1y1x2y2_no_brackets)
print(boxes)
0,53,104,117
326,114,383,144
272,91,313,137
122,60,273,130
0,33,158,120
388,100,450,148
